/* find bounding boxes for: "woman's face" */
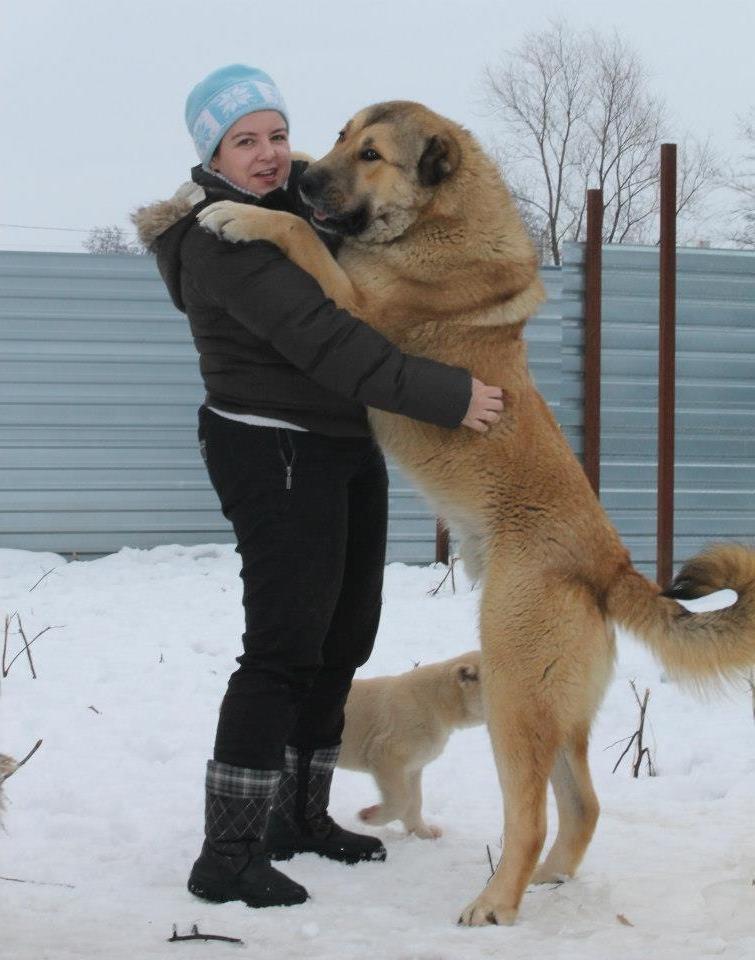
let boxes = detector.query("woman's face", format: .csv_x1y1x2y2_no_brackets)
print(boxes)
211,110,291,195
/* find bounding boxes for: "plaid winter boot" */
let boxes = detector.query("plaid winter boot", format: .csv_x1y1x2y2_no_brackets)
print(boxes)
265,746,387,864
187,760,308,907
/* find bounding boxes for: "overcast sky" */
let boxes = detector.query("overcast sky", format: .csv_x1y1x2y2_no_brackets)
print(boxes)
1,0,752,251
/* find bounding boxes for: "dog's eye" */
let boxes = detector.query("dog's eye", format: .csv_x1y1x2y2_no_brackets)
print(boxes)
336,130,346,143
360,148,382,162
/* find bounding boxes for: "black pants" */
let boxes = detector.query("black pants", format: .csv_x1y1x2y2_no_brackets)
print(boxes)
198,406,388,770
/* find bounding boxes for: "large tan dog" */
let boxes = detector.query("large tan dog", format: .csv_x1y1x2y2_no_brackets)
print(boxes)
197,101,755,926
339,650,484,839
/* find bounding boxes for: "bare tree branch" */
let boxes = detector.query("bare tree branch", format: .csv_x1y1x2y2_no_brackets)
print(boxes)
725,111,755,247
482,22,718,262
83,225,145,255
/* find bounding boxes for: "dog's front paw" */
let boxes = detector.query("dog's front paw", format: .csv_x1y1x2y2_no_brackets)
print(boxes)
197,201,258,243
458,893,518,927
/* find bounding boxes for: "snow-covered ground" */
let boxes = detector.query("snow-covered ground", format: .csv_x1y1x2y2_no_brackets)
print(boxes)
1,544,753,960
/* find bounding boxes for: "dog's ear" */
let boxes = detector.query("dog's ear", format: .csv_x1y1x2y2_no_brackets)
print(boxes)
456,663,479,684
417,134,461,187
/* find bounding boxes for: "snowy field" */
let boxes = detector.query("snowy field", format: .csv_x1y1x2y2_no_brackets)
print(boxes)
1,544,754,960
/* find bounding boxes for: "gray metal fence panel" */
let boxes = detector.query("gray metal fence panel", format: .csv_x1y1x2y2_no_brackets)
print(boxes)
0,251,210,557
2,245,753,572
562,241,755,576
0,252,570,562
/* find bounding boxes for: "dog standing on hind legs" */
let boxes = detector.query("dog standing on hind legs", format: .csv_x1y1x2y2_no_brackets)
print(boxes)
141,99,755,926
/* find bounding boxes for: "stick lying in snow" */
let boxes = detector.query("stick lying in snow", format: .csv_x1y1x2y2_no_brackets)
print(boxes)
168,924,244,945
0,875,75,889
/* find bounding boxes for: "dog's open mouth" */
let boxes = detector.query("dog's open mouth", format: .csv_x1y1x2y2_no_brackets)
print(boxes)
299,188,370,237
308,205,370,237
310,208,342,232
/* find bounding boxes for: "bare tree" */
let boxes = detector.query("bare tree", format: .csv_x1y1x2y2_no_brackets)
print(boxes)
484,22,589,265
484,22,718,263
83,225,145,255
727,111,755,247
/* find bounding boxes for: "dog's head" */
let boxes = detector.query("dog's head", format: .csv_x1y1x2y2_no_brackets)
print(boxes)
299,101,463,244
452,652,485,726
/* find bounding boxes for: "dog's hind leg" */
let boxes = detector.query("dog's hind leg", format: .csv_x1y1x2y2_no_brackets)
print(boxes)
531,728,600,884
532,610,612,883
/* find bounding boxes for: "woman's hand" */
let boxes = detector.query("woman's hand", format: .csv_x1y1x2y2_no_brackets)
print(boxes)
461,378,504,433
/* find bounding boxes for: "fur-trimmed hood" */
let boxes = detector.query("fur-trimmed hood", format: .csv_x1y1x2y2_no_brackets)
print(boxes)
130,160,313,312
131,180,206,251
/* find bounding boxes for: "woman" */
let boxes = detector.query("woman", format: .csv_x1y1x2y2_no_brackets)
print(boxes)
135,64,503,909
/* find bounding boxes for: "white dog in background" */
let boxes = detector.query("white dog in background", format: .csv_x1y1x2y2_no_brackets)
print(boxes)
338,651,484,838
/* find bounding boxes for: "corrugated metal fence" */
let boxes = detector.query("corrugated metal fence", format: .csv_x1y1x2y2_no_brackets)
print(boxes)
1,245,753,572
562,243,755,575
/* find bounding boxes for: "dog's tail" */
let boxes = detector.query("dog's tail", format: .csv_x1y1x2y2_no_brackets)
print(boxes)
605,543,755,687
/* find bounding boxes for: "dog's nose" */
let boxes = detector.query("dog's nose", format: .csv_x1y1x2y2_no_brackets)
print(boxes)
299,166,329,205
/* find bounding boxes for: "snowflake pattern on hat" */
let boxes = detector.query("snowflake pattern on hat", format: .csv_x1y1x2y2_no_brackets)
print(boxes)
253,82,280,106
192,110,222,157
210,80,285,122
216,83,256,116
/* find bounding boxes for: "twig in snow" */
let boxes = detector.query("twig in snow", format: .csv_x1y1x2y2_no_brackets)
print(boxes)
168,924,244,945
2,614,12,676
0,740,43,787
28,568,57,593
611,680,655,777
14,739,42,772
486,844,496,878
429,556,458,596
15,617,38,679
0,875,75,889
2,616,62,678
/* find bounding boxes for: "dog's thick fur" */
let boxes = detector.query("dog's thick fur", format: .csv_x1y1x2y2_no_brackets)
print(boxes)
338,650,484,839
160,101,755,926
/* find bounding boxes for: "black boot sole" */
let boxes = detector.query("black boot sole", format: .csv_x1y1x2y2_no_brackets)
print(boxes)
188,876,308,908
268,845,387,865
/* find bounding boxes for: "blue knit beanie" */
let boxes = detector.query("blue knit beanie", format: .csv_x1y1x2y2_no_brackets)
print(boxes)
185,64,289,167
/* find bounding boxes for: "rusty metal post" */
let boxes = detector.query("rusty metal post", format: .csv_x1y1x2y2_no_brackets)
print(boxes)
657,143,677,588
435,518,450,565
583,189,604,496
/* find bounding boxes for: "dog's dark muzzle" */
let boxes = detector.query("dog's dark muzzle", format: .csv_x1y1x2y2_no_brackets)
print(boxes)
299,167,369,237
